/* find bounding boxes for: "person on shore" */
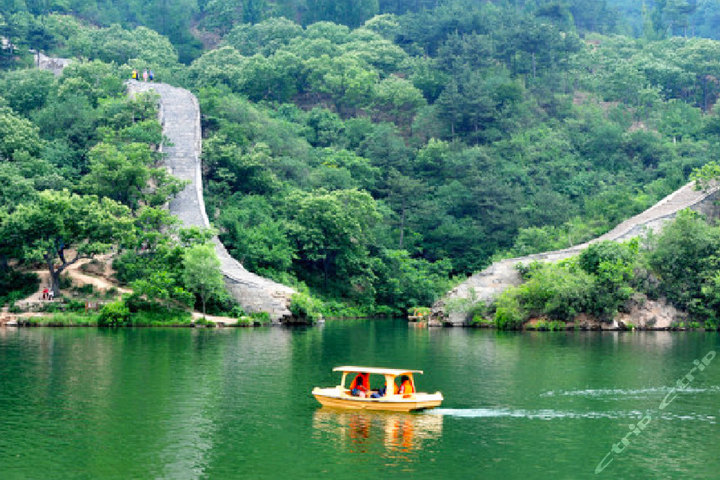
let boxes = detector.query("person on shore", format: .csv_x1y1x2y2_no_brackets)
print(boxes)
41,287,48,300
142,69,148,82
149,70,154,81
47,289,54,301
131,69,138,80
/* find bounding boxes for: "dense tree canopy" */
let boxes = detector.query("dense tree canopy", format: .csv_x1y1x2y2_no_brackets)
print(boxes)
5,0,720,317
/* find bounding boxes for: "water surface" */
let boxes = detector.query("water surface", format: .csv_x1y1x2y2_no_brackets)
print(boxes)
1,322,718,479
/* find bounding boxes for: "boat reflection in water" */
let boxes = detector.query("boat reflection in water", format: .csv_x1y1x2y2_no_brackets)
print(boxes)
313,408,443,456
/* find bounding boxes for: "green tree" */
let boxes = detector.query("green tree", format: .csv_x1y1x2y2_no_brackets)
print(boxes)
223,17,304,55
0,106,43,160
304,52,379,113
372,75,426,127
289,189,380,296
648,210,720,308
3,190,133,296
80,142,184,211
305,0,379,27
187,46,246,91
578,240,638,318
182,243,226,315
658,99,702,143
0,69,56,115
218,195,294,276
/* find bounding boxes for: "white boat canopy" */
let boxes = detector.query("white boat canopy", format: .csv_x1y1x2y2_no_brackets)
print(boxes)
333,366,423,376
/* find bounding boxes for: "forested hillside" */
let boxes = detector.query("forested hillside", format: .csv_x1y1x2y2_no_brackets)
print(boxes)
3,0,720,317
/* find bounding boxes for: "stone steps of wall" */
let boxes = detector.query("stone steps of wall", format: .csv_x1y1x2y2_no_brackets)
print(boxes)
434,181,720,325
127,81,295,323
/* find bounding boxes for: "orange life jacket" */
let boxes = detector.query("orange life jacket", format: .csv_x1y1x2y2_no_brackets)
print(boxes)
399,379,414,395
349,373,369,391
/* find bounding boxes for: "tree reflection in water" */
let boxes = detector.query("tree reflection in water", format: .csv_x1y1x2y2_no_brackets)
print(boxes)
312,409,443,459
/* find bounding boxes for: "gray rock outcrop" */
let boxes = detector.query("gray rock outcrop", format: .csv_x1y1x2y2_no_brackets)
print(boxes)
433,181,720,325
34,52,72,75
127,81,295,323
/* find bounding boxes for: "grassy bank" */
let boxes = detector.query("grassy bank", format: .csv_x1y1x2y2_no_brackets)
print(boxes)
17,310,196,327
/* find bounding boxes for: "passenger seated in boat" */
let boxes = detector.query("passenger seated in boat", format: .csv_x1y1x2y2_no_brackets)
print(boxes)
370,386,386,398
398,375,415,397
349,373,369,397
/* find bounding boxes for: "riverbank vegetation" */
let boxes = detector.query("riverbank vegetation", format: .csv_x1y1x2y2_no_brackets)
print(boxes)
486,211,720,330
4,1,720,319
0,64,238,322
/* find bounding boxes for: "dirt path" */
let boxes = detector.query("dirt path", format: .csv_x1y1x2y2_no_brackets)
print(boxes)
15,255,129,308
5,256,237,326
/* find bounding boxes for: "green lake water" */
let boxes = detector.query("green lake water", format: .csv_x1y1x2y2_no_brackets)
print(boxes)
1,321,719,479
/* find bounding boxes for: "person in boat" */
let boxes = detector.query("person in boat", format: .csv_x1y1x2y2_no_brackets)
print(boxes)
349,372,369,397
398,375,414,396
370,385,386,398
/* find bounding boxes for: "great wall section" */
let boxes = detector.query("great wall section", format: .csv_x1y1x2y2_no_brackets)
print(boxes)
35,53,296,322
432,181,720,325
35,58,720,326
127,81,295,323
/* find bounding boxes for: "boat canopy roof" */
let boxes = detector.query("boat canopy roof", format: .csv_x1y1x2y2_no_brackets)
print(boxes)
333,366,423,376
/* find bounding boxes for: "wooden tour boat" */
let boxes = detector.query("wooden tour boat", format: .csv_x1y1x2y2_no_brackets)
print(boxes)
312,366,443,412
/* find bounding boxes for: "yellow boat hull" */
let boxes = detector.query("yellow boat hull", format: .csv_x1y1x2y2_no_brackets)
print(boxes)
312,387,443,412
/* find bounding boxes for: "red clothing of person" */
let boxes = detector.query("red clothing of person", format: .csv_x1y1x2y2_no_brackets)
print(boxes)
349,373,369,391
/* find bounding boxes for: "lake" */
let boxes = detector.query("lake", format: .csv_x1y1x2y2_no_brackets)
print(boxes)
1,321,718,479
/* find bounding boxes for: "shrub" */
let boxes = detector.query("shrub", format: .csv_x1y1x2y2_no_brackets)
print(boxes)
290,292,324,324
98,300,131,327
59,274,73,290
470,314,493,327
578,241,638,319
65,299,87,312
0,270,38,306
494,290,525,330
40,302,63,313
497,261,594,327
229,305,246,318
193,317,215,327
407,306,431,317
73,284,95,295
19,313,99,326
127,309,192,326
249,311,271,325
372,305,396,317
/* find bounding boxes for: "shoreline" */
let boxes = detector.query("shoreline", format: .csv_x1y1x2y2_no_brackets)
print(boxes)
3,313,718,331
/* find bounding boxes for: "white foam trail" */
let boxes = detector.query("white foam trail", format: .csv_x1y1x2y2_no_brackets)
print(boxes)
428,408,642,419
426,408,716,422
540,386,720,398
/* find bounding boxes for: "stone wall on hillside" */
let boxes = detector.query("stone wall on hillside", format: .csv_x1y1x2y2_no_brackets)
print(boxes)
433,182,720,325
34,52,71,75
127,81,295,323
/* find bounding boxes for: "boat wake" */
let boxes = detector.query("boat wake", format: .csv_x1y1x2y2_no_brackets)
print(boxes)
540,386,720,398
425,408,717,422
